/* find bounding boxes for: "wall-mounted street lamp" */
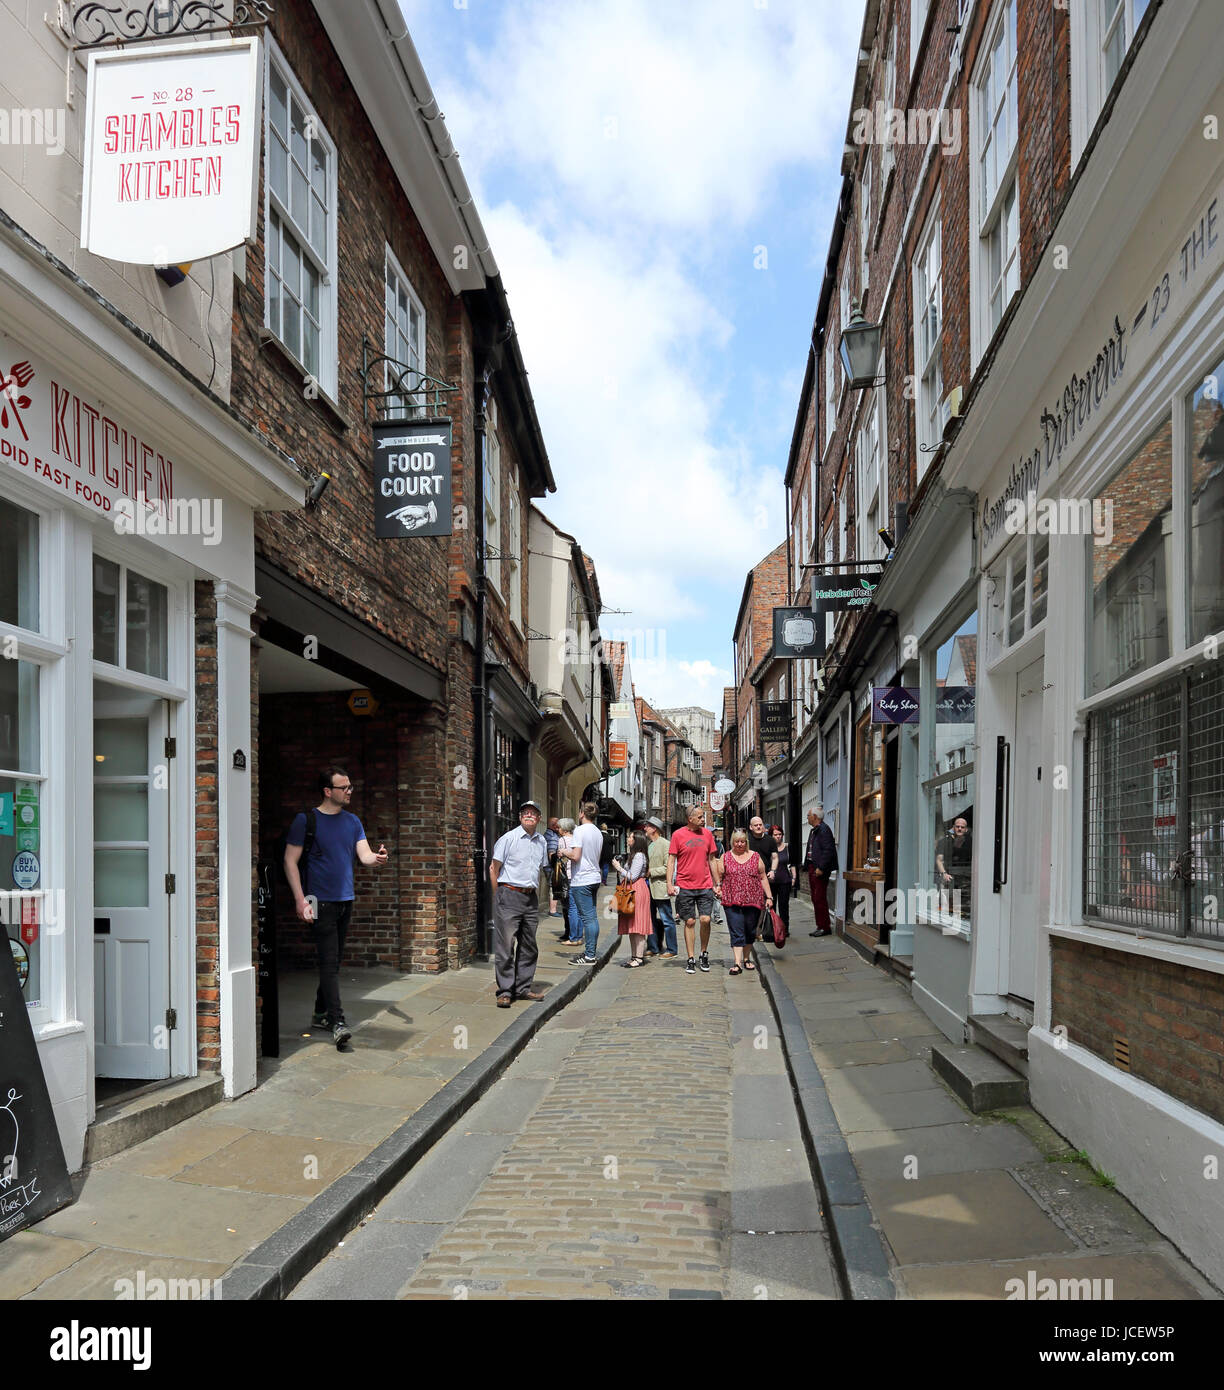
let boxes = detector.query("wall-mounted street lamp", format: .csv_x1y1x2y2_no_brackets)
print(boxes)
839,299,885,390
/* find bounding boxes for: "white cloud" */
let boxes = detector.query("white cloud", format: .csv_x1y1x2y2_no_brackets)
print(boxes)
411,0,860,235
632,655,735,714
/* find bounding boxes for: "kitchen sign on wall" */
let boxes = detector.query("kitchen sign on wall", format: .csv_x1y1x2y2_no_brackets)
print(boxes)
80,39,262,264
373,420,453,538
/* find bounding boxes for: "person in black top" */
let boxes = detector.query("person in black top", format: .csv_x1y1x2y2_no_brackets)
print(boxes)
802,806,838,936
935,815,972,912
769,823,795,930
748,815,779,881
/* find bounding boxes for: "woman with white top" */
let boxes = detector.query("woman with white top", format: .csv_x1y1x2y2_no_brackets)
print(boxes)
612,831,653,966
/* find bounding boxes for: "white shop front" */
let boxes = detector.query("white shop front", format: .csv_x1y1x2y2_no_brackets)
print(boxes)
0,239,300,1168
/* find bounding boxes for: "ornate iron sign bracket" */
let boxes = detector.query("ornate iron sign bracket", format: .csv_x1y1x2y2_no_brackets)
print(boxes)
68,1,274,50
359,334,458,423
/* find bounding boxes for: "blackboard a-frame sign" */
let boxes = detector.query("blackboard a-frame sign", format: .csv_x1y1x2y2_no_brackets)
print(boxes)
0,937,74,1240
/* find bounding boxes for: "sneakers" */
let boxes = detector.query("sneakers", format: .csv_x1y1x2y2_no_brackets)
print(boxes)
699,952,710,973
311,1012,328,1029
685,957,697,974
332,1019,352,1046
573,954,597,965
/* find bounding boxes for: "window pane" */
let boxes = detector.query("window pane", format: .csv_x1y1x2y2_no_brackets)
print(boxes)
269,65,287,140
310,139,327,199
290,96,307,173
1031,534,1049,626
94,785,149,841
304,260,320,320
310,193,327,260
125,570,167,680
0,659,39,774
93,555,120,666
1008,555,1027,645
3,775,42,1004
1088,413,1173,694
1189,358,1224,646
269,130,287,206
303,317,319,377
0,497,38,631
1188,663,1224,939
94,848,149,908
95,718,147,776
291,161,309,229
283,234,300,301
932,612,977,924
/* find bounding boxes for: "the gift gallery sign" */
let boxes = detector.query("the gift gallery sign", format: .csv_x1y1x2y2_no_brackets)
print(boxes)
81,39,261,264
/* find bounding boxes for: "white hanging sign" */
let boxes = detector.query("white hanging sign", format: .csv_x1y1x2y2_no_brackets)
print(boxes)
81,39,262,265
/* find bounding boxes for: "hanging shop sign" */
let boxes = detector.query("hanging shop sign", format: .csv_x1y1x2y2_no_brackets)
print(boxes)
80,39,262,265
709,791,726,812
373,419,453,538
772,606,825,659
872,687,920,724
608,741,628,770
714,778,735,795
810,573,879,614
935,686,976,723
759,701,792,742
609,702,634,718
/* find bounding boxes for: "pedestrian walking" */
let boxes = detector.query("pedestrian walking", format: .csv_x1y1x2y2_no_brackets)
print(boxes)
667,805,722,974
802,806,837,937
644,817,678,956
719,828,773,975
284,766,389,1048
545,815,561,915
565,801,605,963
555,816,578,941
599,823,616,885
612,831,653,966
488,799,551,1007
748,815,779,880
769,823,795,932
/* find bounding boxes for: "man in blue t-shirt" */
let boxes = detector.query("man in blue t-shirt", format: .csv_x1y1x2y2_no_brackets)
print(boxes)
284,765,389,1046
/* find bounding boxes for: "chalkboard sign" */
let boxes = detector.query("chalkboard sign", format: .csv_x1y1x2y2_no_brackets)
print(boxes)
0,932,74,1240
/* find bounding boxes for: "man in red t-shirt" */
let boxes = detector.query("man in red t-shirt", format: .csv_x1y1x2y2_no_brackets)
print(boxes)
667,805,723,974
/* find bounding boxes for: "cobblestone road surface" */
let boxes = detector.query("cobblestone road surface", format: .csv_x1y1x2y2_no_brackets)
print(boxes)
294,937,837,1300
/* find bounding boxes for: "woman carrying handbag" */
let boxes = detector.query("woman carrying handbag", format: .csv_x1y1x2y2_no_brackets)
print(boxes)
718,829,773,975
612,832,653,966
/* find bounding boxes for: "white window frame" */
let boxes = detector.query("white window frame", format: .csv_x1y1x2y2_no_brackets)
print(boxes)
856,371,888,563
264,37,338,397
485,396,502,597
913,198,944,469
881,25,897,182
969,0,1019,367
860,158,872,294
384,245,426,418
911,0,931,76
507,478,522,631
1070,0,1152,168
838,276,851,406
824,342,837,448
824,529,836,646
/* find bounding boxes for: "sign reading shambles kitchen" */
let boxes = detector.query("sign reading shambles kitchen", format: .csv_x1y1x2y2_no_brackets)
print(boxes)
373,419,453,538
81,39,262,265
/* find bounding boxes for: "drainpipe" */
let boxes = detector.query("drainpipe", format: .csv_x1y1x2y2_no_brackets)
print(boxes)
473,361,492,958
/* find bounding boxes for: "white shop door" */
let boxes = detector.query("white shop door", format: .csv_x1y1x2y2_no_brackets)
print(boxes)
94,697,171,1080
1007,658,1044,1004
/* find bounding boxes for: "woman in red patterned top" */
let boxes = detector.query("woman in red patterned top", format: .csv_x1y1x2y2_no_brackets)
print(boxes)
719,828,773,975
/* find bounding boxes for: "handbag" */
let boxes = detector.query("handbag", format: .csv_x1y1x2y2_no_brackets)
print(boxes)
759,905,775,945
614,877,637,915
770,906,787,948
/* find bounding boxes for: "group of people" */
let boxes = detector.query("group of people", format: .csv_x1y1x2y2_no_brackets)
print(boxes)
488,799,840,1005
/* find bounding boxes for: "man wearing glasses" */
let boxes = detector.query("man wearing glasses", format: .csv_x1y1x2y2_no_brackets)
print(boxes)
284,765,388,1046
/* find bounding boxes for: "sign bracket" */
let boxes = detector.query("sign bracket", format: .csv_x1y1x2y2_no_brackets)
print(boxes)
359,335,458,424
67,2,274,51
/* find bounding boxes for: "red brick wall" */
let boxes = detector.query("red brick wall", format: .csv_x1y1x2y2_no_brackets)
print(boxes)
194,582,220,1071
1052,937,1224,1126
733,542,787,784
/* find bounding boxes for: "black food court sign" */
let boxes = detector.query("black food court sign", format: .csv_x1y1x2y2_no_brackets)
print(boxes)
373,419,453,538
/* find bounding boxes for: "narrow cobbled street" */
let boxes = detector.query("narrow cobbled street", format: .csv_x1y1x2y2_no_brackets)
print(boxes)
294,934,837,1301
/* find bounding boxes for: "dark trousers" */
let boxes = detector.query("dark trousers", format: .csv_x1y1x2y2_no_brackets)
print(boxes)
493,884,539,996
774,880,791,929
806,869,831,931
312,900,353,1022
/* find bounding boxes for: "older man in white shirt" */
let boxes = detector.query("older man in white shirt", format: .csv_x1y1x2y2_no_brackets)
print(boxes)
489,799,551,1007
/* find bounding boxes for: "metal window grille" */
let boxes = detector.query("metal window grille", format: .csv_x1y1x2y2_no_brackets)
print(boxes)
1084,663,1224,941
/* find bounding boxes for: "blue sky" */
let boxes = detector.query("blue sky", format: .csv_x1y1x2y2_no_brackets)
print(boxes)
398,0,864,712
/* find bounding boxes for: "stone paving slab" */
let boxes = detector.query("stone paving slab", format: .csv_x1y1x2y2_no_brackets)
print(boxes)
897,1249,1211,1300
730,1140,824,1233
0,1232,97,1299
23,1247,229,1301
824,1083,969,1134
729,1233,839,1300
33,1168,306,1262
845,1120,1043,1185
103,1120,251,1179
173,1130,367,1198
862,1170,1079,1265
